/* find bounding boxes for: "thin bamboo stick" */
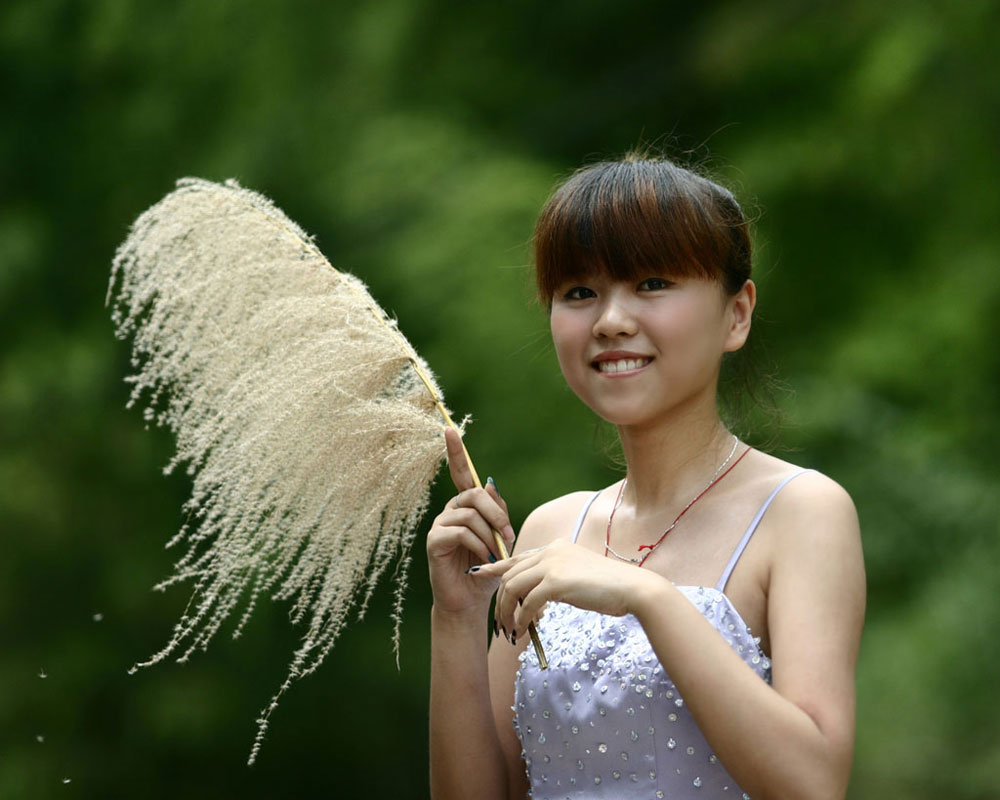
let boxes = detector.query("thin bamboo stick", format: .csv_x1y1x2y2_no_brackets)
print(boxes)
386,326,549,670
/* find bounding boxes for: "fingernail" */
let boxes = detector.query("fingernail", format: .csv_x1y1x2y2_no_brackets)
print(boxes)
503,524,515,542
501,624,508,639
493,618,499,638
510,630,517,644
488,553,497,563
487,476,500,496
465,565,481,574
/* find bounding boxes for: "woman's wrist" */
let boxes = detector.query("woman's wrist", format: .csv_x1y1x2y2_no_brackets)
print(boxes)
626,569,677,622
431,602,490,635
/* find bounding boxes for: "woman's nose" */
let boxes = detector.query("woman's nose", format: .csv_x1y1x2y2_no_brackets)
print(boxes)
592,293,638,338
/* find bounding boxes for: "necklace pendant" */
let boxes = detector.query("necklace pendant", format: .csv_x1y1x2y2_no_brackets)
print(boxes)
605,544,643,565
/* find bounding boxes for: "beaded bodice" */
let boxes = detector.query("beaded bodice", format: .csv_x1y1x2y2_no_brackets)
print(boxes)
514,590,767,799
512,470,811,799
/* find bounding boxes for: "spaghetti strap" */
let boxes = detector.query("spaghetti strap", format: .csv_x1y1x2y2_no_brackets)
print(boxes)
571,490,603,544
715,469,814,593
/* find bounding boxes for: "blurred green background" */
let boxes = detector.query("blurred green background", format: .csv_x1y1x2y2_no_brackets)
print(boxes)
3,0,998,797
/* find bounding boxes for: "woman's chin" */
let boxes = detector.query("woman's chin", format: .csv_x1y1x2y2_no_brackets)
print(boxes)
587,403,661,428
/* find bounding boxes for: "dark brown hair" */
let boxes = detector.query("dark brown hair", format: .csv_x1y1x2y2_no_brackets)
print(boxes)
533,153,751,302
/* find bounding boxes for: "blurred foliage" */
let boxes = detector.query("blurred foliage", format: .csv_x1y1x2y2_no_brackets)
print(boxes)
2,0,998,797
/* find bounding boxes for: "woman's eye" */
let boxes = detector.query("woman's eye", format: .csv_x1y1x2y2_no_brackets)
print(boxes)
638,277,673,291
563,285,596,300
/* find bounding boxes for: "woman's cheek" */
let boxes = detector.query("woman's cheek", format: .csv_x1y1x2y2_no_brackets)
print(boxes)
550,314,588,389
553,342,588,400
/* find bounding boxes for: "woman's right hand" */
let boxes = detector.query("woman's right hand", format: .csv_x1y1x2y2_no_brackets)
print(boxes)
426,428,516,616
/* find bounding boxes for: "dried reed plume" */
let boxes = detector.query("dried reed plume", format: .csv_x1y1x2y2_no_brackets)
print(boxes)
107,177,457,764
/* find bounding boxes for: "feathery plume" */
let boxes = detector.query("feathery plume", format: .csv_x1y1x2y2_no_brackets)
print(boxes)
107,177,457,764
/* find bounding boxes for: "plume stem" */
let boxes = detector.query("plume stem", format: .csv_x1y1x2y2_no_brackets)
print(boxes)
341,253,551,669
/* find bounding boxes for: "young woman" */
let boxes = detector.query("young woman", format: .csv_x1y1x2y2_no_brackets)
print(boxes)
427,155,866,800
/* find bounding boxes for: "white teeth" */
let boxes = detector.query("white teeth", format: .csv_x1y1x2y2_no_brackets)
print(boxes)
597,358,650,373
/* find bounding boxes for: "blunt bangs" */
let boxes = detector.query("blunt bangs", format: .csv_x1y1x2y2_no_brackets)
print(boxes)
533,158,751,303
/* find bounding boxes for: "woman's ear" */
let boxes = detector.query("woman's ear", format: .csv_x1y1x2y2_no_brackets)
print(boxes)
723,279,756,353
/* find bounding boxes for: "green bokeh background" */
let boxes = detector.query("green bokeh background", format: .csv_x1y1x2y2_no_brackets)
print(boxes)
3,1,998,797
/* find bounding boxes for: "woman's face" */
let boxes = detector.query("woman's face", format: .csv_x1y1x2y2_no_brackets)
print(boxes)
549,272,752,428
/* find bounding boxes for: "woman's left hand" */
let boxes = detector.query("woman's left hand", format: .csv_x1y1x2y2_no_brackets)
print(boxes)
470,538,666,644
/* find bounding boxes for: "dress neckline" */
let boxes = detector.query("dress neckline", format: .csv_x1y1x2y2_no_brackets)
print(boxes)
536,584,770,663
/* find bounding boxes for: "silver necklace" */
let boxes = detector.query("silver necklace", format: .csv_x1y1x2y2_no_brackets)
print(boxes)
604,434,742,565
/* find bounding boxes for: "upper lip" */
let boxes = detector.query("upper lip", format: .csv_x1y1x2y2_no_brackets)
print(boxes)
591,350,654,364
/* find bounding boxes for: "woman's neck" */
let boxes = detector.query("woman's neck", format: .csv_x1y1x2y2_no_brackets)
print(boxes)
616,396,735,518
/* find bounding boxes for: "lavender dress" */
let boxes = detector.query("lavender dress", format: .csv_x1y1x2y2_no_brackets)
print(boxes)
513,470,812,799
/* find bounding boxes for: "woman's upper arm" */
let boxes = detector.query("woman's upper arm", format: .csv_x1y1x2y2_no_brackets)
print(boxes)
486,492,594,800
487,623,530,799
766,472,866,771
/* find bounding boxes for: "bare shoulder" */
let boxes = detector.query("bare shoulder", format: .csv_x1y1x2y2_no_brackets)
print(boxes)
765,461,859,542
749,454,865,593
514,490,604,553
743,450,857,530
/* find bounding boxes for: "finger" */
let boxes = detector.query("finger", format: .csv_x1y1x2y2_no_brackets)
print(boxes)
447,507,506,561
453,487,516,546
514,583,550,635
472,546,546,579
428,525,494,566
445,428,476,493
484,477,510,516
483,481,515,551
438,499,509,562
495,562,547,639
469,556,517,580
453,529,497,568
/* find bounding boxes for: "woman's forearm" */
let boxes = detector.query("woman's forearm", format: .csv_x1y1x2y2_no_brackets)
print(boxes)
429,605,509,800
630,578,852,800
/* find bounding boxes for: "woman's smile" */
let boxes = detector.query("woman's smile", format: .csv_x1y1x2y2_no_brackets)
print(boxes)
591,350,654,375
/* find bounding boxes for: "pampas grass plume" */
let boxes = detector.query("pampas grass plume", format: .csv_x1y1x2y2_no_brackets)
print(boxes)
107,178,458,764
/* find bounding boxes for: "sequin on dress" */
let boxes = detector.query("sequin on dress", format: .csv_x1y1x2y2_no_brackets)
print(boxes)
513,470,812,799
